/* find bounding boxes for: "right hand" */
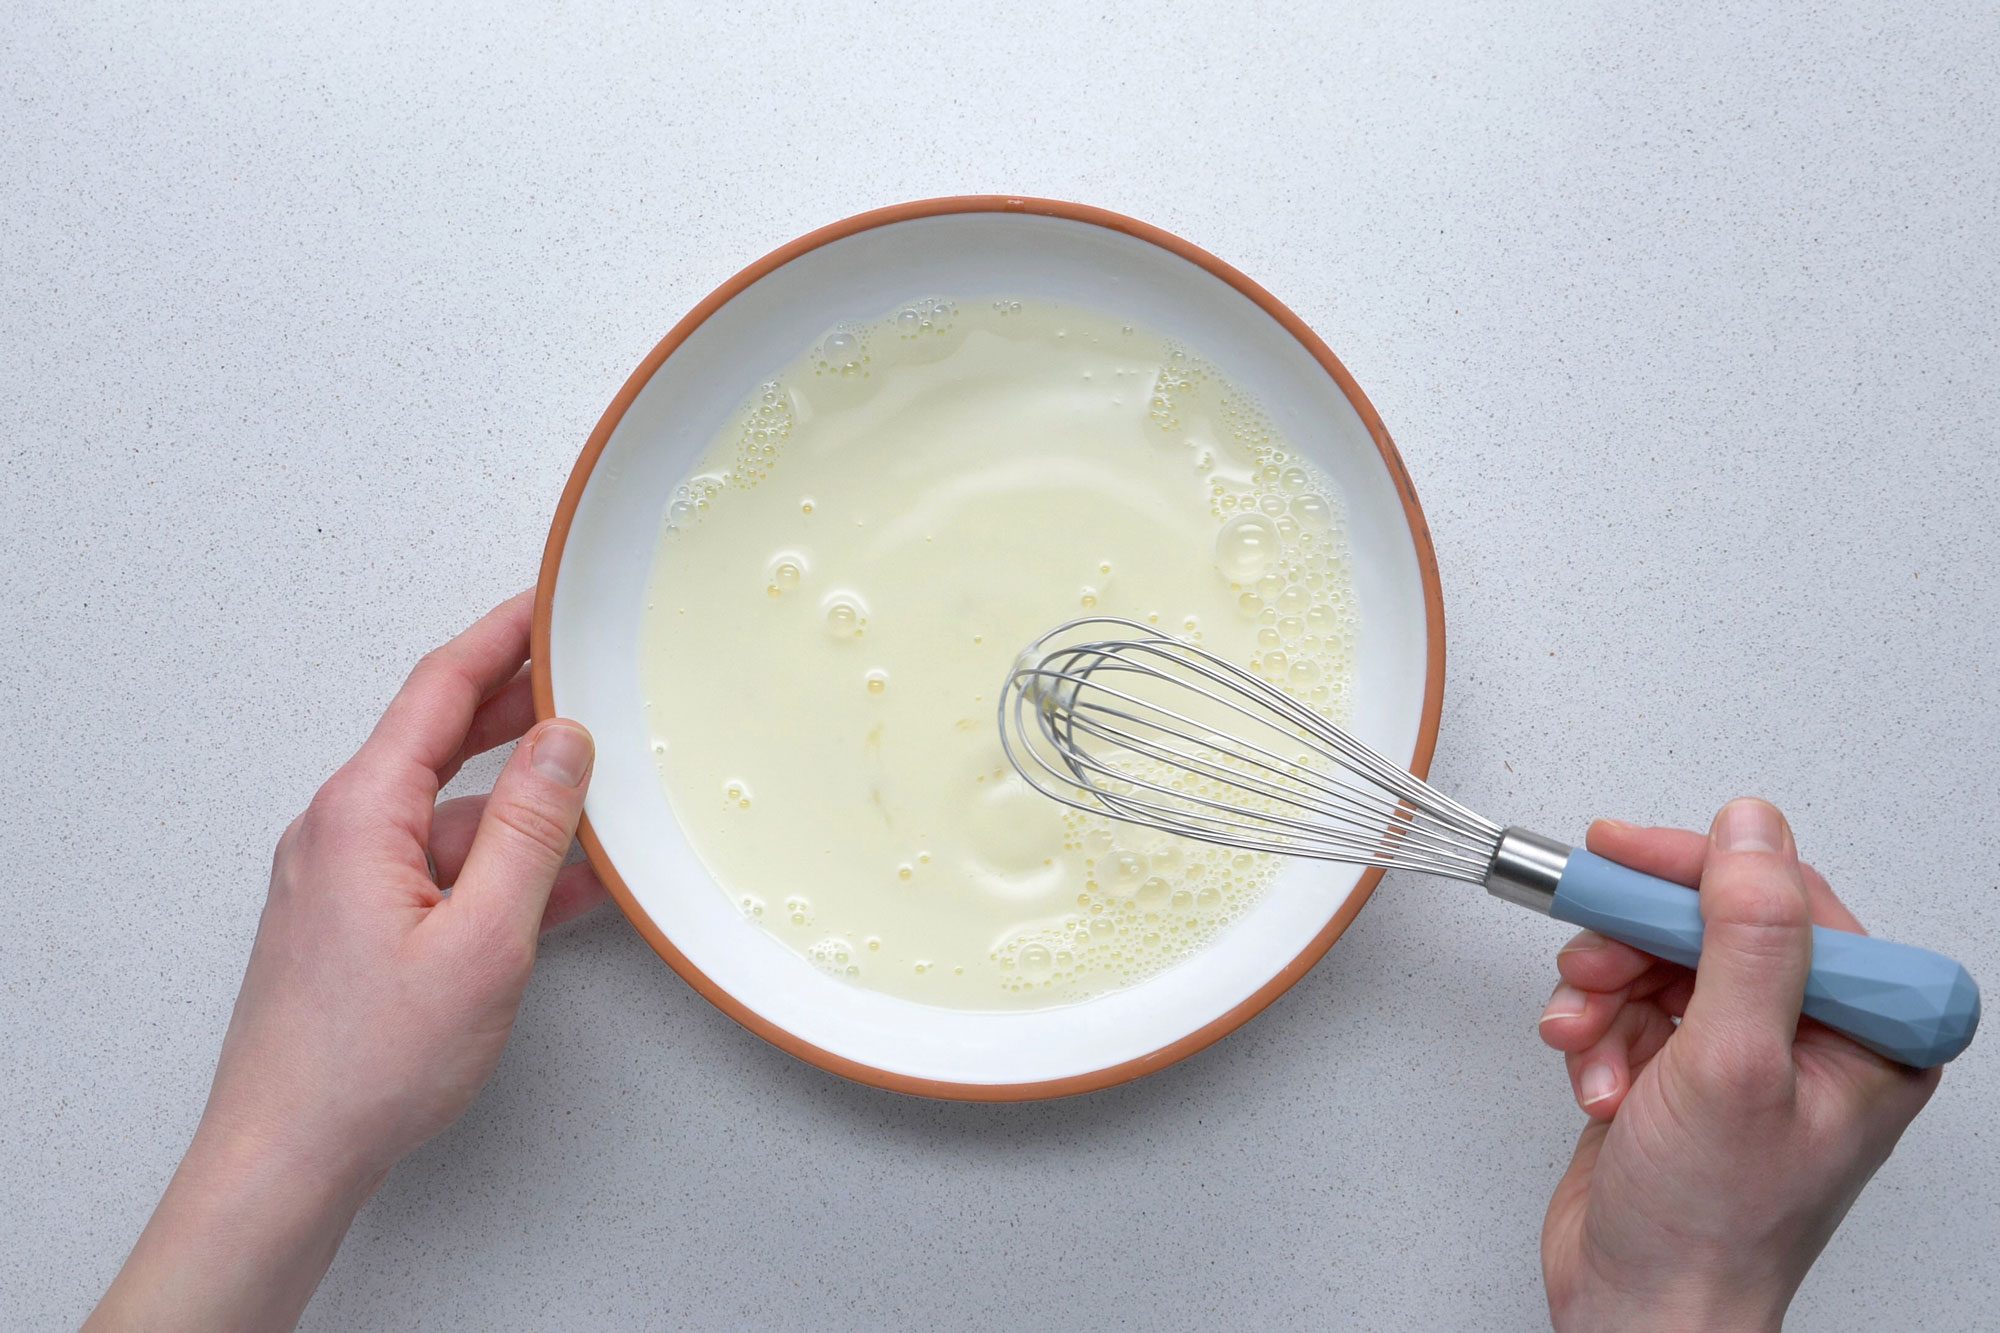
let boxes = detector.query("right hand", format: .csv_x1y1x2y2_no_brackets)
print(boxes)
1535,798,1942,1330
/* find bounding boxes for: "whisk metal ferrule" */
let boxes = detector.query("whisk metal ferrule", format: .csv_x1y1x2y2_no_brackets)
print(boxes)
1482,828,1571,915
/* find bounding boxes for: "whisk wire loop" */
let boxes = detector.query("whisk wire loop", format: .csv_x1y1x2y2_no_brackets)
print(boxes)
1043,683,1490,873
999,618,1501,881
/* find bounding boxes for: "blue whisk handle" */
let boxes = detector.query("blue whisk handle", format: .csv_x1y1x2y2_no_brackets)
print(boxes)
1548,849,1979,1069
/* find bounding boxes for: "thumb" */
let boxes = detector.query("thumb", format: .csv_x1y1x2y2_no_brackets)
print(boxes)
451,720,594,946
1678,797,1814,1080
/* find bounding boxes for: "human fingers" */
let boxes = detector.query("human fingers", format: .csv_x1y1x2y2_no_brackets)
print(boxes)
427,794,487,886
541,862,610,933
429,791,608,933
354,593,534,812
1556,930,1656,994
442,720,594,952
1539,979,1629,1053
1677,798,1815,1087
1652,972,1695,1019
1584,819,1704,886
1566,1000,1677,1119
1541,939,1693,1051
1586,817,1860,933
438,669,537,789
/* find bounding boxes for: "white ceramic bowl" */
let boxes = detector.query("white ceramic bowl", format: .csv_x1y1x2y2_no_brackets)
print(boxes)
534,197,1444,1099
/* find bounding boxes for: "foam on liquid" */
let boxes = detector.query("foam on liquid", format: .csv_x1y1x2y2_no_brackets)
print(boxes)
641,298,1357,1010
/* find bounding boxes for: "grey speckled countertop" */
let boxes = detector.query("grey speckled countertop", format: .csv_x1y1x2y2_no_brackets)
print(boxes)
4,3,1997,1328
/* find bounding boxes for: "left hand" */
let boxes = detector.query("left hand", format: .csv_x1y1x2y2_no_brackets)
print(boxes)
90,590,607,1332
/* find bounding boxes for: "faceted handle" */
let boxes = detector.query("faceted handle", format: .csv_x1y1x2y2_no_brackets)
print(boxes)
1551,850,1980,1068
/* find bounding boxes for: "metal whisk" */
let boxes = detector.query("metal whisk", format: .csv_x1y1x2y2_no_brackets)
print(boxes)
999,617,1978,1068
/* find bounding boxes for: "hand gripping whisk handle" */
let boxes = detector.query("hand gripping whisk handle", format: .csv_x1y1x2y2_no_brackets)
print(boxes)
1489,830,1981,1068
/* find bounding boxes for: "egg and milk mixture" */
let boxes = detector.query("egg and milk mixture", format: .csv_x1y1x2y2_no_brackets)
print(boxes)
640,298,1357,1010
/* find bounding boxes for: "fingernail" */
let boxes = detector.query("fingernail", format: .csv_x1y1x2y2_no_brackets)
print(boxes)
1558,931,1608,957
1579,1062,1618,1106
1714,797,1784,854
1539,983,1587,1025
1595,818,1635,831
532,722,594,787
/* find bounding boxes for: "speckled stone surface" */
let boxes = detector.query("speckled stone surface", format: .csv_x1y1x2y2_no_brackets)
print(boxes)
4,3,1997,1328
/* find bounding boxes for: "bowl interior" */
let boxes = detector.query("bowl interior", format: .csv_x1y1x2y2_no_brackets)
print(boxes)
547,208,1436,1089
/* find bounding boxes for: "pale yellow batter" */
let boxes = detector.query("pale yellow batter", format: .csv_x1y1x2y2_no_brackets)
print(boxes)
640,298,1356,1009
